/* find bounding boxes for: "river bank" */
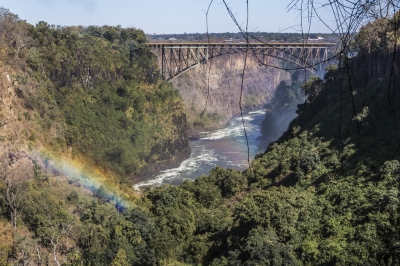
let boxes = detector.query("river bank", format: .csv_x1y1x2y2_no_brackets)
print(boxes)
134,108,269,190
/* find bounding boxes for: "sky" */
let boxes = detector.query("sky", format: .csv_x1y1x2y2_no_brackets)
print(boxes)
1,0,336,34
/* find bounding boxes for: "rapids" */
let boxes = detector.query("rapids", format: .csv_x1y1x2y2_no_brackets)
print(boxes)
134,109,269,190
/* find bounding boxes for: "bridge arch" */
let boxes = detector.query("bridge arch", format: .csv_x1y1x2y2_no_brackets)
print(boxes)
148,43,338,81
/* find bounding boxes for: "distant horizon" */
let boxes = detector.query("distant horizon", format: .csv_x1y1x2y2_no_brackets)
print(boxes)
0,12,336,35
146,32,335,35
2,0,339,35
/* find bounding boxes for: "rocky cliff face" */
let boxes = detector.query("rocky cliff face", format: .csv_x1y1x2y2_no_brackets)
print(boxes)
171,54,290,132
132,113,191,183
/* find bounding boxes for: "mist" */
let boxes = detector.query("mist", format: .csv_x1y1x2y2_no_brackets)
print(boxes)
258,70,308,146
259,107,299,145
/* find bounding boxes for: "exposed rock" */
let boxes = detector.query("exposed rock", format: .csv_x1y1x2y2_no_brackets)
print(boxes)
131,112,191,183
171,54,290,132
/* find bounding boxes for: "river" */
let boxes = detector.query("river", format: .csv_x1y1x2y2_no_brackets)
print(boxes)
134,109,268,190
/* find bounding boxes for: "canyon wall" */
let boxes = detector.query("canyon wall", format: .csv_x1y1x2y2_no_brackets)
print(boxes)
170,54,291,133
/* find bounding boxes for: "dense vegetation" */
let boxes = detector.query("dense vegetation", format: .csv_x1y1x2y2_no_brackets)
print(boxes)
0,8,189,178
0,9,190,264
1,7,400,266
135,13,400,265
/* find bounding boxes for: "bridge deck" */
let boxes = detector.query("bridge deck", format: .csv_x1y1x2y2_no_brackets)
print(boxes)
147,42,338,49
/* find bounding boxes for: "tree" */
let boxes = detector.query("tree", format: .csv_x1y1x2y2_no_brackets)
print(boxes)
144,186,196,259
0,8,33,58
0,148,33,230
324,65,338,83
301,76,323,103
111,248,129,266
240,227,296,265
0,8,19,49
44,218,72,266
103,26,118,42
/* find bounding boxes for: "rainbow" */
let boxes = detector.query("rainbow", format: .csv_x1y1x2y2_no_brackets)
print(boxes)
33,150,135,211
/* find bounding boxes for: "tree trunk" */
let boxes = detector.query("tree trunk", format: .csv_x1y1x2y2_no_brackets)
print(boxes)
12,208,17,231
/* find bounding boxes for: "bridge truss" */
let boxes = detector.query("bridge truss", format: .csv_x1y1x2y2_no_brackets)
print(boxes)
148,42,338,81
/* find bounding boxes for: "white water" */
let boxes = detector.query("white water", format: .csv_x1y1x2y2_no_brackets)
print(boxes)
134,109,268,190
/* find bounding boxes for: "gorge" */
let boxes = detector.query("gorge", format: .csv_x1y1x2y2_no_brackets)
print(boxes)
171,53,290,132
2,4,400,265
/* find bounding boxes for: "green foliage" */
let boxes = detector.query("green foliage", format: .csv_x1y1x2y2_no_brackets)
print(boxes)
3,8,400,266
0,185,7,216
301,76,323,103
233,187,313,241
110,248,129,266
193,112,225,129
380,160,400,180
66,190,79,204
103,26,118,42
181,177,223,208
22,188,70,239
296,151,320,178
74,200,157,265
235,227,296,266
1,13,188,178
324,64,338,83
208,166,247,198
143,186,196,259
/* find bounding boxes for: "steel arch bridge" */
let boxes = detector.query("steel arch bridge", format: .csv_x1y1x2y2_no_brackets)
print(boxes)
147,42,338,81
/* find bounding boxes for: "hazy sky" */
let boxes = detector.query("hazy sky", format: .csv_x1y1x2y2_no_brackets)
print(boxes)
2,0,335,34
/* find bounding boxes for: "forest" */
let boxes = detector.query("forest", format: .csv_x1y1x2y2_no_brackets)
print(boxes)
1,4,400,266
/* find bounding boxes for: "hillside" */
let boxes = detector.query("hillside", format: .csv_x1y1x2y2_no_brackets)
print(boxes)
0,8,190,183
0,9,190,264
